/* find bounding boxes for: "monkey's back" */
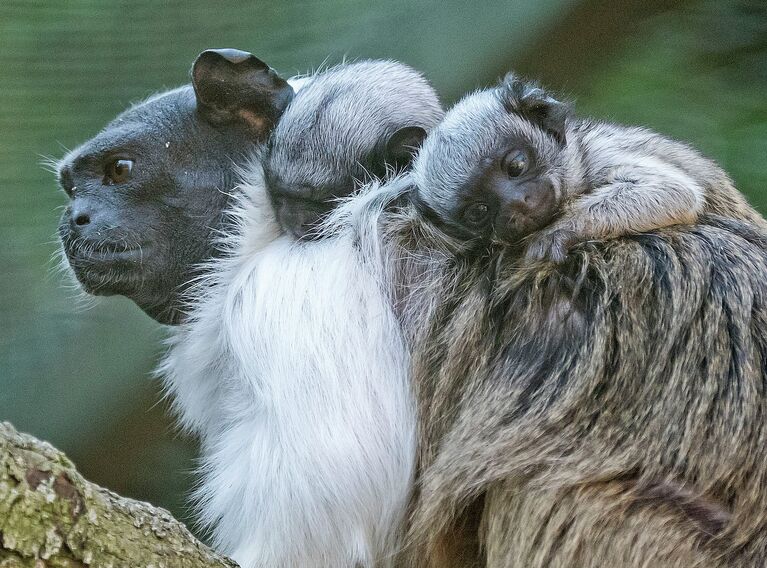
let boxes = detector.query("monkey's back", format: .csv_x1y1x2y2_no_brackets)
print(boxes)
400,213,767,567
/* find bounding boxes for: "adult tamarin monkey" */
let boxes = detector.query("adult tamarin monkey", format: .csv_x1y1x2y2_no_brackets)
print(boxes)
371,75,767,566
56,48,443,565
160,59,443,567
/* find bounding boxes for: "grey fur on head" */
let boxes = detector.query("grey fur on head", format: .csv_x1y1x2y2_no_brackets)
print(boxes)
264,59,444,238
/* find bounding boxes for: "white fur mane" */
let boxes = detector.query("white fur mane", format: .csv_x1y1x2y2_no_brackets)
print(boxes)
158,158,415,567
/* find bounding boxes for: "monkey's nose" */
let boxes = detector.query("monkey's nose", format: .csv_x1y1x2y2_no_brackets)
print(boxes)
73,211,91,227
69,204,92,231
507,188,534,212
274,199,299,232
288,223,311,240
503,182,555,215
67,197,117,239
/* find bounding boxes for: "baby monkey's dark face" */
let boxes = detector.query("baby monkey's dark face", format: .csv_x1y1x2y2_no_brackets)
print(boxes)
264,151,373,240
264,140,420,240
451,143,560,242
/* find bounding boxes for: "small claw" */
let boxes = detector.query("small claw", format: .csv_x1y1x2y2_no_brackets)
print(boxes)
525,229,577,264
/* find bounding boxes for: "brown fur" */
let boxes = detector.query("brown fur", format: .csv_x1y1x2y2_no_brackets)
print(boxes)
377,205,767,566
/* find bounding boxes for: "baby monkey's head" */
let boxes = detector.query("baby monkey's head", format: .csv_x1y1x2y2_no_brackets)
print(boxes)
414,74,573,245
264,60,444,239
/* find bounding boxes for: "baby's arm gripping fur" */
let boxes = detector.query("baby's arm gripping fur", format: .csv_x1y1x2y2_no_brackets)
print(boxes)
526,158,706,262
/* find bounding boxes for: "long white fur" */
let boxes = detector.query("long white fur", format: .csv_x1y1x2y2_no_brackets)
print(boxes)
158,159,415,567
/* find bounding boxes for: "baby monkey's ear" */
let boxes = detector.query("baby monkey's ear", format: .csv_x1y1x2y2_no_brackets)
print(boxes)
500,73,571,145
385,126,428,171
192,48,295,139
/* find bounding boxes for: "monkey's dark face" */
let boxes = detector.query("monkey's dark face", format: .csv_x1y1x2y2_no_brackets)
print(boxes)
264,132,427,240
264,141,396,240
414,76,571,246
56,48,295,324
57,86,254,324
264,167,358,240
439,142,561,243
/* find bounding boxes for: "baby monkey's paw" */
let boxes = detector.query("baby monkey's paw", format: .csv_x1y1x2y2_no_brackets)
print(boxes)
525,228,579,264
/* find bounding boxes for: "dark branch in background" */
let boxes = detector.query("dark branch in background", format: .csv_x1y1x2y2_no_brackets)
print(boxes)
498,0,694,90
0,422,237,568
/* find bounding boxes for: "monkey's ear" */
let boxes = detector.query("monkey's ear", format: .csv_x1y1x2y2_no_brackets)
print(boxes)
192,48,294,138
385,126,428,170
501,73,570,145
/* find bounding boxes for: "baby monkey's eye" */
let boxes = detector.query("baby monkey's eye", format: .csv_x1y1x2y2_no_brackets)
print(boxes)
461,203,491,227
104,159,134,185
502,150,528,178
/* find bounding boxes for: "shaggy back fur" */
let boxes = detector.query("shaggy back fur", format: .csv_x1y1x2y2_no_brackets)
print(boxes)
379,204,767,566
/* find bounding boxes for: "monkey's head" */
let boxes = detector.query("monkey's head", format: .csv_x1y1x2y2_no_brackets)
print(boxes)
413,74,572,245
263,60,444,239
57,49,294,324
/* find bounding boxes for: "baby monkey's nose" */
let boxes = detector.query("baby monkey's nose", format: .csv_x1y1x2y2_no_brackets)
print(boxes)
502,181,555,215
492,179,559,240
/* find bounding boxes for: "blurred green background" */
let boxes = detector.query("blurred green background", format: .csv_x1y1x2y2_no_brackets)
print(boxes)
1,0,765,536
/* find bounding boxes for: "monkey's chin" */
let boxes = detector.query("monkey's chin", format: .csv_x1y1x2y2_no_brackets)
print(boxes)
496,215,555,246
66,257,183,325
71,266,148,298
65,251,152,296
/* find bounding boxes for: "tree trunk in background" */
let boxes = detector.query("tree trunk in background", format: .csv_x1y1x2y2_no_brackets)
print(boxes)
0,422,237,568
510,0,694,88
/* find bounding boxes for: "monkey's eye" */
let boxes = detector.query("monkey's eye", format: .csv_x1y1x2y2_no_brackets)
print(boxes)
502,150,528,178
104,159,134,185
461,203,491,227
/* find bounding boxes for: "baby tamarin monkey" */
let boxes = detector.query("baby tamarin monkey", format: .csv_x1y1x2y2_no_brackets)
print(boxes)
264,60,444,238
414,74,763,261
